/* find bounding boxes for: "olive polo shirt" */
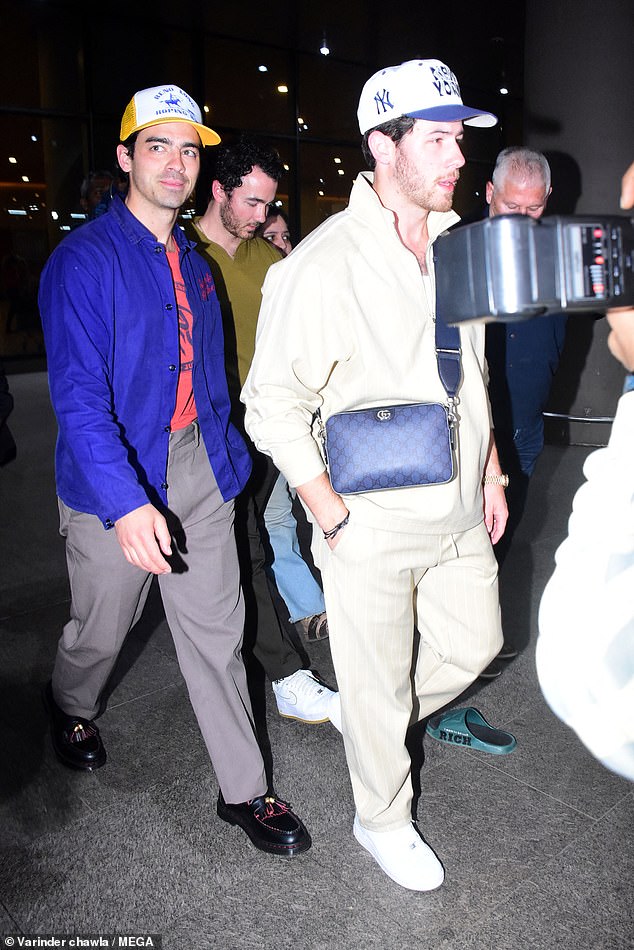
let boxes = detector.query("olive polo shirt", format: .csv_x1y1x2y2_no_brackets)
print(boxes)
186,219,282,394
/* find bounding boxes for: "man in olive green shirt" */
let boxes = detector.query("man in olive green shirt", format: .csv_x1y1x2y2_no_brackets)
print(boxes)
187,137,340,730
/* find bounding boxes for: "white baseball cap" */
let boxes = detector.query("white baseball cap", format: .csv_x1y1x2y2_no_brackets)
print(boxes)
120,84,220,147
358,59,497,135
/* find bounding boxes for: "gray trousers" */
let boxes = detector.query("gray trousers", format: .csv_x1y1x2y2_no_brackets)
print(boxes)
52,421,267,804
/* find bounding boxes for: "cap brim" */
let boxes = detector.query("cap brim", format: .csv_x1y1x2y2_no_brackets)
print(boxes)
406,104,498,128
192,122,222,147
122,116,221,147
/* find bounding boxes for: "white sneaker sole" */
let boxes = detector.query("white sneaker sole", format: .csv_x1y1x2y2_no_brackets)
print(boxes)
277,711,331,724
353,815,445,891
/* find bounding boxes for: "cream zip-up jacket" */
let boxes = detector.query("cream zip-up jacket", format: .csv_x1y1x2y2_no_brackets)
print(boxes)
242,173,492,535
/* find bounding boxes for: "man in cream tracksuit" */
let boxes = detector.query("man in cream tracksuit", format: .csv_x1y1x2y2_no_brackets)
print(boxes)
242,60,507,889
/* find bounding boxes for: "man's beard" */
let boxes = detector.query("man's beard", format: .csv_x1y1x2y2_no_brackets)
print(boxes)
394,151,457,213
219,200,254,241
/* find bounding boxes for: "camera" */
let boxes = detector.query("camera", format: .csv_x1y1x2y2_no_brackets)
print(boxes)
434,214,634,326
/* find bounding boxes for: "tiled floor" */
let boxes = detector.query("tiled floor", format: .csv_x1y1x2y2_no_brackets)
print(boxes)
1,372,632,949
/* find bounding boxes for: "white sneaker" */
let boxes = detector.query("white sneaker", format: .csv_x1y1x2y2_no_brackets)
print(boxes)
353,813,445,891
272,669,337,725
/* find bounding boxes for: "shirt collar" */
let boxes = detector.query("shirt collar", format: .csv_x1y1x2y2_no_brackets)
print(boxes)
350,172,460,243
109,195,193,253
191,217,255,261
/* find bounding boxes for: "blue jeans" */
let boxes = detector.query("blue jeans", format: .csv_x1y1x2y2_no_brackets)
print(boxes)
263,473,326,622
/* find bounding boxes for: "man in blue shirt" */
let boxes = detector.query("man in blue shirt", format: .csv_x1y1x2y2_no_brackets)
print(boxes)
39,84,310,857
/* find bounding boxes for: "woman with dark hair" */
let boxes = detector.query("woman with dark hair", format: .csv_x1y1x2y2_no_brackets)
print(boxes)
256,208,292,256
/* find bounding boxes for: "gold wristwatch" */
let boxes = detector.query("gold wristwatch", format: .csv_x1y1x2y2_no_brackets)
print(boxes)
482,473,510,488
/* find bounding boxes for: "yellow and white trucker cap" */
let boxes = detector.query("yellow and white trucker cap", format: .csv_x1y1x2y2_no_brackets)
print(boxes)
120,84,220,147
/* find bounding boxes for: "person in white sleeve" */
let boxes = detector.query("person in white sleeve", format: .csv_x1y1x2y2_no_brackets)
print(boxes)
537,161,634,783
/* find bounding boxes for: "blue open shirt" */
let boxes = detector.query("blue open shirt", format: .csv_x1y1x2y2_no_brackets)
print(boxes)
39,196,251,528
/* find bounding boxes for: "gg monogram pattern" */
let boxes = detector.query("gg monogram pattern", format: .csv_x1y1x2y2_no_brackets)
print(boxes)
325,402,454,494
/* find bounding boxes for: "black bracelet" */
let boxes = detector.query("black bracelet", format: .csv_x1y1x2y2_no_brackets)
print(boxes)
323,513,350,541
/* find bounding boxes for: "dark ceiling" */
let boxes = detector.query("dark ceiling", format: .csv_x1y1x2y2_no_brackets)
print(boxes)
135,0,526,101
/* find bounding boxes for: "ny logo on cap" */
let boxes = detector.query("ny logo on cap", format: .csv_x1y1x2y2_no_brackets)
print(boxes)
373,88,394,116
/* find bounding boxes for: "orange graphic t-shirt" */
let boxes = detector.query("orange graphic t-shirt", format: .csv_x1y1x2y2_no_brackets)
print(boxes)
167,246,197,430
